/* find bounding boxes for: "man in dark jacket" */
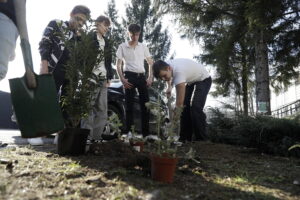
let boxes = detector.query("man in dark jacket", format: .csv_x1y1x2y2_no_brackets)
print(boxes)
81,15,113,140
38,5,91,91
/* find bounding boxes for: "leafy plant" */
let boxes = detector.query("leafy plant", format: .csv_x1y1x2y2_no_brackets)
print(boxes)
146,97,183,157
128,125,144,142
208,107,300,157
57,20,106,127
107,113,123,137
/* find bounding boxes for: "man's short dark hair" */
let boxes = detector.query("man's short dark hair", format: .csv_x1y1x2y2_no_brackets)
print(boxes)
95,15,111,26
153,60,169,79
71,5,91,18
128,24,141,33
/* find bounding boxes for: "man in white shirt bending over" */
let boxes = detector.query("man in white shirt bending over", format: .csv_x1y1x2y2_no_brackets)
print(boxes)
153,58,212,142
116,24,153,137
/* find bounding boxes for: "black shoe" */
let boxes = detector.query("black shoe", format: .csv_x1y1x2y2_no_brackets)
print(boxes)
101,133,118,141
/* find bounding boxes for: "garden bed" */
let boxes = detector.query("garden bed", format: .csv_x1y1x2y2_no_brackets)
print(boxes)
0,141,299,200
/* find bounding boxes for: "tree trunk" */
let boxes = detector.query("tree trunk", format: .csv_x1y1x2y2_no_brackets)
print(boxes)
254,29,271,115
241,43,249,116
249,90,254,116
241,65,249,116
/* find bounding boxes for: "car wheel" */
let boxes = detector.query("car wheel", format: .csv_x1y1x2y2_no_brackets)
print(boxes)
108,104,122,120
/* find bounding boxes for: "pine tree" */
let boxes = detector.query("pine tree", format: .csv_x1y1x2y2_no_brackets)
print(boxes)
155,0,300,115
105,0,125,66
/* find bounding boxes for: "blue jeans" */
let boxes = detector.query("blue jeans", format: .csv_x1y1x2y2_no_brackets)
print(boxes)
179,77,212,141
0,13,18,81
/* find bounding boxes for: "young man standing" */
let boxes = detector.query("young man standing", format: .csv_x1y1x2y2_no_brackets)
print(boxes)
81,15,113,141
39,5,91,92
153,58,212,142
116,24,153,137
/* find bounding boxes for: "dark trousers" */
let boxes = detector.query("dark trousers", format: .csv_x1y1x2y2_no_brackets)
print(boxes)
124,71,149,137
179,77,212,141
52,64,66,93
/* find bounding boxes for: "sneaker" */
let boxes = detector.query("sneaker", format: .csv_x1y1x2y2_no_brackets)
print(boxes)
172,141,183,147
27,137,43,146
101,133,118,141
144,135,160,143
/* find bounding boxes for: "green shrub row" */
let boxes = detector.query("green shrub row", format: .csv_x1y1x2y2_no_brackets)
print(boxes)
207,108,300,157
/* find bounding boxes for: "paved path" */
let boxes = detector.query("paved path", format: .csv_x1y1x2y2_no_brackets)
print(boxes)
0,129,54,145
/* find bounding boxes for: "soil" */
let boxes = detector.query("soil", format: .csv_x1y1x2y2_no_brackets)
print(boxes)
0,140,300,200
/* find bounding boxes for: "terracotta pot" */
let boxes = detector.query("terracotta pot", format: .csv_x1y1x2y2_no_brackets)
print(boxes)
130,140,144,152
57,128,89,156
150,154,178,183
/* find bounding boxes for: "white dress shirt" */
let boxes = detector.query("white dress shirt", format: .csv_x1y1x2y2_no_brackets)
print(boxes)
167,58,210,86
116,42,151,73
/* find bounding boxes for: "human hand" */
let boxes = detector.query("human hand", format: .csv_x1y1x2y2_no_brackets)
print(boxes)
39,60,49,74
106,80,111,87
166,87,172,98
146,78,152,87
121,78,133,89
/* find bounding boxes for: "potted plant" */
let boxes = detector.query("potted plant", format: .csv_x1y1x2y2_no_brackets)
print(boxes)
56,20,105,155
146,94,183,183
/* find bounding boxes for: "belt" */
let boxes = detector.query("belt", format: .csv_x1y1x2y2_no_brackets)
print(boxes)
124,71,145,77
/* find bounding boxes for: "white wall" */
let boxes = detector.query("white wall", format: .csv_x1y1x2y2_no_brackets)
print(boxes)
271,79,300,110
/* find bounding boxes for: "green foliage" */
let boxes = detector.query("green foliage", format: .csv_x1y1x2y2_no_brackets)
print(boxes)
129,125,144,142
208,107,300,157
146,98,183,157
145,100,164,137
107,112,123,136
105,0,125,65
58,20,105,127
207,107,236,143
156,0,300,112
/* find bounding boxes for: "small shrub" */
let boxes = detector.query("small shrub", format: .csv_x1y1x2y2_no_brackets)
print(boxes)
208,107,300,157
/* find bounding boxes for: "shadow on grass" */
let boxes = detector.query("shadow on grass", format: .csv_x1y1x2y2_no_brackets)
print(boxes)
29,140,293,200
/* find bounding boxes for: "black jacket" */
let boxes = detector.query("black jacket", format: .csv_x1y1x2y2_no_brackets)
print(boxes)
39,20,74,73
39,21,113,81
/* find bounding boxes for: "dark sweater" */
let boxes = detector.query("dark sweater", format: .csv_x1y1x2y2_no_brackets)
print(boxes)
0,0,17,25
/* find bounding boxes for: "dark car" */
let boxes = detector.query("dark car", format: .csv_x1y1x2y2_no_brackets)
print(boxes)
107,80,169,135
0,90,18,129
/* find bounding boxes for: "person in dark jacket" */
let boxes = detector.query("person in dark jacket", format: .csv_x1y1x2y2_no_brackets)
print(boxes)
0,0,19,81
38,5,91,91
81,15,113,140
